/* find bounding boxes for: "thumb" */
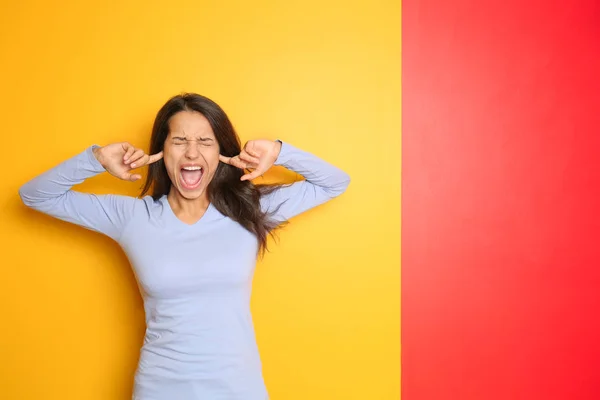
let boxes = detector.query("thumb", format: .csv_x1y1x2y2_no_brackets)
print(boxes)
122,172,142,182
241,169,264,181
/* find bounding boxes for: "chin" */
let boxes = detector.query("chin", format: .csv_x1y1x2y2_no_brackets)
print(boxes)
175,184,207,200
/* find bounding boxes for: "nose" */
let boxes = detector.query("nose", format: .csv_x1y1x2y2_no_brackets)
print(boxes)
185,142,199,159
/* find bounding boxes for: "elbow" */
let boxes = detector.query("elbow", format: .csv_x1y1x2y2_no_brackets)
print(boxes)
329,172,351,198
18,185,32,207
18,183,41,209
340,172,351,192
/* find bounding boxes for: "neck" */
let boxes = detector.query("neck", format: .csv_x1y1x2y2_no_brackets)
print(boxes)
167,189,210,219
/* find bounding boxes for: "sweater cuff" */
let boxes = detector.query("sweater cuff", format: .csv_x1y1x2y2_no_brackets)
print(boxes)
273,140,293,166
85,145,108,173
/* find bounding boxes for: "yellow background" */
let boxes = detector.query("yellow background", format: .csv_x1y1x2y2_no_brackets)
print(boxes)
0,0,400,398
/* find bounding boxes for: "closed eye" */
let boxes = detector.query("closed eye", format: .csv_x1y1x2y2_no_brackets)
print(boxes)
171,137,214,146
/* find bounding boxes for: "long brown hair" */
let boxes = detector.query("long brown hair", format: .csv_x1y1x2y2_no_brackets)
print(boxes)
140,93,287,256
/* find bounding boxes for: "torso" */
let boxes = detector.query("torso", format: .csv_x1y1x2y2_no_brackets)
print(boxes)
120,195,268,400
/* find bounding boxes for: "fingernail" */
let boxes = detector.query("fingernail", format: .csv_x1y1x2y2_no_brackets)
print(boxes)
131,163,136,167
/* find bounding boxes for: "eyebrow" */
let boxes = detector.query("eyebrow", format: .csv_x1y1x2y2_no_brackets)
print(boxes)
172,136,213,141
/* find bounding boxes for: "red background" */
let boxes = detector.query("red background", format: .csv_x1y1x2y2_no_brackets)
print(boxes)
402,0,600,399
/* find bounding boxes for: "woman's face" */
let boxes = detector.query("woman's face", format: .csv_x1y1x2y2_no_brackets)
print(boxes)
163,110,220,201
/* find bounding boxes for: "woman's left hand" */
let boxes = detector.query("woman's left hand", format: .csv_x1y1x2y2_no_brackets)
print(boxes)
219,139,282,181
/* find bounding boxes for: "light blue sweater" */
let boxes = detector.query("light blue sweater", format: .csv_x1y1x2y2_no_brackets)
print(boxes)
19,141,350,400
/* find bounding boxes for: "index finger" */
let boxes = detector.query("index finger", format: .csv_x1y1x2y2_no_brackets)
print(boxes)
220,154,245,168
219,154,232,165
147,151,163,164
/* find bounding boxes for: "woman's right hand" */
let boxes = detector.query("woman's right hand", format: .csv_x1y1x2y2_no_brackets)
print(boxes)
93,142,163,181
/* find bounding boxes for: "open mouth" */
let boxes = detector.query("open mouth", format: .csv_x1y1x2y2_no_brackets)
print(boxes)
179,165,204,190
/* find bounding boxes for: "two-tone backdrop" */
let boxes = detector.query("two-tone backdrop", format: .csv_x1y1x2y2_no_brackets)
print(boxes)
0,0,399,399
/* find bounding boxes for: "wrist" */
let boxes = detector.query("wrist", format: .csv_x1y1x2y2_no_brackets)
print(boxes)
274,139,282,156
92,146,106,167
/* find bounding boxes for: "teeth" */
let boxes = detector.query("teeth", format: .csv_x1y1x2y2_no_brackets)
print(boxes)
182,166,202,171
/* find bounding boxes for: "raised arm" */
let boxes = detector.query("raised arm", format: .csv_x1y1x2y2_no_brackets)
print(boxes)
220,139,350,225
259,141,350,223
19,142,162,242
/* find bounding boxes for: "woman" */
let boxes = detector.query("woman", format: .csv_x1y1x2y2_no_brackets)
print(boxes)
19,93,350,399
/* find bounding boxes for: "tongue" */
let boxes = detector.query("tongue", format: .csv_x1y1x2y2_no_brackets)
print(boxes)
181,169,202,186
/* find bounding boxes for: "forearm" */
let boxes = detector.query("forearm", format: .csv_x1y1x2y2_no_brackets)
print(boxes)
19,145,137,241
261,141,350,223
274,140,351,197
19,145,105,208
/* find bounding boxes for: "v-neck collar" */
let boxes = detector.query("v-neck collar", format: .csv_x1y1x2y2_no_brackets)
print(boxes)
160,195,219,227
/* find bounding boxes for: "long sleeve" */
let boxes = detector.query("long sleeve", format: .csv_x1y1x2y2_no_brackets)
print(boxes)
260,141,351,224
18,145,138,242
